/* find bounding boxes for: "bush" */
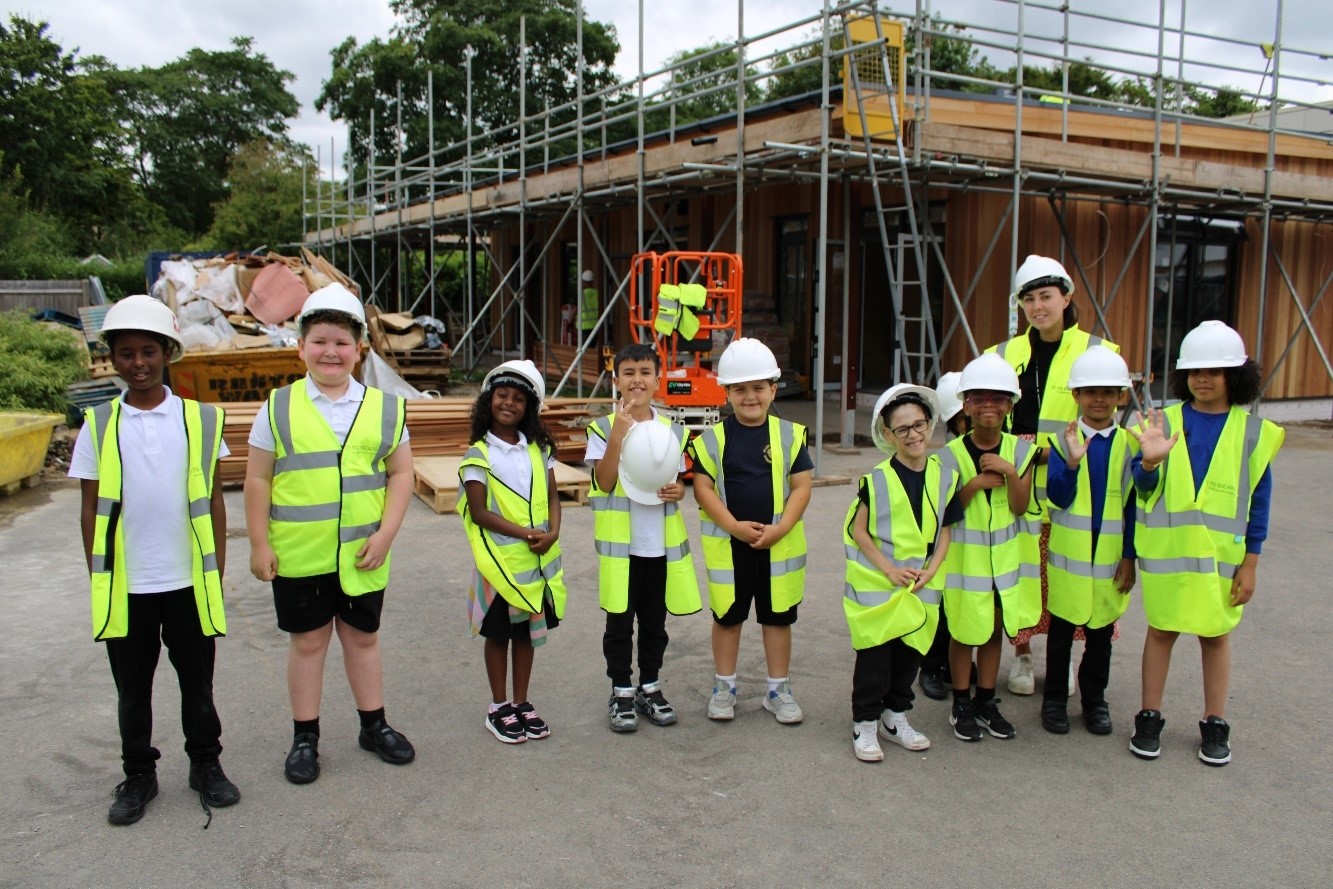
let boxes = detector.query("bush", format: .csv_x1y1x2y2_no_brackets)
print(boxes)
0,311,89,415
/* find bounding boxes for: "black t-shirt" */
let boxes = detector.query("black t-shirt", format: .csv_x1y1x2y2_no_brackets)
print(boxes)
962,433,1003,505
857,457,965,557
1010,329,1061,436
704,415,814,524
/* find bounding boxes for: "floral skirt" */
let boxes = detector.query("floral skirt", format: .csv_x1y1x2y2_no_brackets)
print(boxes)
466,566,551,648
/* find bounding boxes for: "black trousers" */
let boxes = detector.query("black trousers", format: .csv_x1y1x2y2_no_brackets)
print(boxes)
851,638,921,722
1043,614,1113,704
104,587,223,776
603,555,669,688
920,608,952,676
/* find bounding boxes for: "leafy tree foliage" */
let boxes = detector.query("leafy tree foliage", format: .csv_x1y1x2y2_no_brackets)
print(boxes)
660,42,764,124
201,139,315,252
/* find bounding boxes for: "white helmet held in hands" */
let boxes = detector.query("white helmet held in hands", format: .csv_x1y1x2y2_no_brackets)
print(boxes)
100,294,185,362
482,359,546,407
957,353,1022,401
935,371,964,423
617,420,680,505
871,383,941,454
1012,254,1074,300
716,337,781,385
1068,345,1131,389
299,282,366,328
1176,320,1247,369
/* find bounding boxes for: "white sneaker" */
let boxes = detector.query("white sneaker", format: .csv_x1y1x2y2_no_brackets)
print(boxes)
762,682,804,724
707,681,736,721
879,709,931,751
1008,653,1035,695
853,720,883,762
1068,661,1077,696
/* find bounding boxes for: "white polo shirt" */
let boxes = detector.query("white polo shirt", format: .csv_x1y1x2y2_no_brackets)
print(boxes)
69,389,230,594
248,375,410,451
583,409,686,558
461,431,557,495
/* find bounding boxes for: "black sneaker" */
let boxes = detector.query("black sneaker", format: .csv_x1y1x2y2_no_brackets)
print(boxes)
1198,716,1231,767
107,772,158,825
918,669,949,701
950,696,983,742
1041,699,1070,734
359,720,416,764
284,732,320,784
634,681,678,726
513,701,550,739
189,761,240,808
974,697,1016,739
1130,709,1165,760
485,704,528,744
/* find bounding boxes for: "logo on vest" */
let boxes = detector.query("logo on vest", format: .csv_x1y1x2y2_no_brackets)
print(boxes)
1207,479,1238,498
345,441,380,456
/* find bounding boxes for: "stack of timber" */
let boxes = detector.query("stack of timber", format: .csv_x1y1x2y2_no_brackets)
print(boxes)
413,456,592,515
533,341,608,391
217,396,613,488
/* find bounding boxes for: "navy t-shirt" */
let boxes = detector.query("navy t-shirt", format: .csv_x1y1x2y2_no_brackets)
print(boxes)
703,415,813,524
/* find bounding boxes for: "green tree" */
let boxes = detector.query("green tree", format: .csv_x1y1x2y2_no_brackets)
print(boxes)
660,42,764,126
201,139,316,251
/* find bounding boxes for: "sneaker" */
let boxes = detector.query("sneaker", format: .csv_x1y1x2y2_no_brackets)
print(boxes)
707,680,737,721
634,681,678,726
974,697,1016,739
762,682,804,724
950,696,983,742
1198,716,1231,767
513,701,550,739
1130,709,1165,760
188,761,240,808
608,691,638,732
879,709,931,751
107,772,158,825
284,732,320,784
853,720,884,762
918,669,949,701
359,720,416,764
485,704,528,744
1007,653,1035,695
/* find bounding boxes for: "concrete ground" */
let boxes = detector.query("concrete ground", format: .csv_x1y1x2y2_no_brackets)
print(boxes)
1,401,1329,888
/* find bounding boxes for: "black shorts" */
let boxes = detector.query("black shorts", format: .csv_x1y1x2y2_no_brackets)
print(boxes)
272,573,384,634
479,594,559,643
714,540,798,627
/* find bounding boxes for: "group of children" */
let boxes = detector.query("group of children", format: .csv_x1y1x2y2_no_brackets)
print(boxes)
75,281,1279,828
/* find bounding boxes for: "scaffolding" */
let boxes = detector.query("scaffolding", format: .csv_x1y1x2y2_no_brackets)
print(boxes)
303,0,1333,469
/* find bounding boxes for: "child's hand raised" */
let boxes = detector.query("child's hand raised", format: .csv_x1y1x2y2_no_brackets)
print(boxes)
1063,420,1089,468
1127,408,1179,465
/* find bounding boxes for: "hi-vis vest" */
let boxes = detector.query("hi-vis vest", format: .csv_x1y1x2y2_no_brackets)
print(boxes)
989,328,1117,521
653,282,705,340
843,457,959,653
937,434,1040,645
587,413,701,615
581,286,600,331
1046,427,1137,629
87,398,225,641
689,416,808,619
1136,404,1283,637
267,383,405,594
459,440,567,617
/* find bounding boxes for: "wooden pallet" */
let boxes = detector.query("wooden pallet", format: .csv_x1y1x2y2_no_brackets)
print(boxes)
412,455,592,515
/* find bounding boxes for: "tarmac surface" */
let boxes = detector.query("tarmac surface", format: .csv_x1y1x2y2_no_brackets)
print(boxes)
1,401,1330,888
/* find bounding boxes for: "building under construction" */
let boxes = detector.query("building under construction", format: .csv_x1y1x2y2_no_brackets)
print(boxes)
303,0,1333,455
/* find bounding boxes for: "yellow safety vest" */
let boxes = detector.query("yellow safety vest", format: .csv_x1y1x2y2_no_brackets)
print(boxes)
1136,404,1283,637
937,434,1040,645
989,328,1118,521
581,286,600,331
459,440,567,616
87,397,225,641
267,383,405,594
688,416,808,619
1046,427,1137,629
842,456,959,653
587,414,701,615
653,283,704,340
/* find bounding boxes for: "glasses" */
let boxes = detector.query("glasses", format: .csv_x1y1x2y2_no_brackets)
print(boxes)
966,393,1013,406
890,419,931,439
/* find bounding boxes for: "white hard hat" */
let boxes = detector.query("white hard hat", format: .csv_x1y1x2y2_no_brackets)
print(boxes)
957,353,1022,401
617,420,680,505
581,270,594,283
1012,254,1074,300
299,282,366,328
871,384,940,454
935,371,964,423
1176,320,1247,369
716,337,781,385
482,359,546,407
100,294,185,363
1068,345,1131,388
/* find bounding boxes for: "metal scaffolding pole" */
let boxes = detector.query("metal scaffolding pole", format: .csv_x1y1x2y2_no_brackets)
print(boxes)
1253,0,1283,411
812,0,832,477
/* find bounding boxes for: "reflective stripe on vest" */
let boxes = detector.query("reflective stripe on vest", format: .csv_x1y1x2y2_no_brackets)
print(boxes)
1046,427,1136,629
1135,404,1283,636
87,398,226,641
842,457,959,652
990,329,1118,521
937,434,1041,645
459,441,567,616
587,414,701,615
688,416,808,619
268,383,404,594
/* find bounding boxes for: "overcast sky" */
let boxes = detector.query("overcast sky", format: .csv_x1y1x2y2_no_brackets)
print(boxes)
6,0,1329,173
